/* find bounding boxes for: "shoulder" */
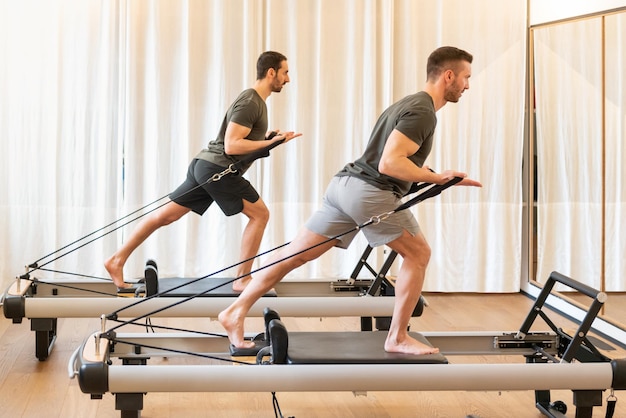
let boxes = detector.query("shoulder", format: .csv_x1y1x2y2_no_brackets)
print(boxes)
233,89,257,105
400,92,435,113
391,93,437,143
232,89,264,112
394,94,435,123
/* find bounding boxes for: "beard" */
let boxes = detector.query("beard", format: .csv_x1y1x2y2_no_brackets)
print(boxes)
271,81,284,93
444,88,462,103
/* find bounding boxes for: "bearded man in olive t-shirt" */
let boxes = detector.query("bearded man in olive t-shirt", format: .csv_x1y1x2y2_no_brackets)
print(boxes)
105,51,301,290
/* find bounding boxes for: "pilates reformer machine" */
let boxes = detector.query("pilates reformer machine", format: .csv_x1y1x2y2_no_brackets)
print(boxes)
70,270,626,418
1,245,417,361
2,148,452,361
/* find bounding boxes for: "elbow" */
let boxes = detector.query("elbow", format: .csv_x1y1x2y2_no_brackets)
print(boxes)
224,139,236,155
378,159,392,177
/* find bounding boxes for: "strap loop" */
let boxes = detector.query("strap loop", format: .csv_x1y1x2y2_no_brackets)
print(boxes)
606,390,617,418
369,211,394,225
210,164,238,182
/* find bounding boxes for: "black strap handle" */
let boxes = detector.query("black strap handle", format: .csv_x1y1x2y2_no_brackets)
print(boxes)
395,176,463,212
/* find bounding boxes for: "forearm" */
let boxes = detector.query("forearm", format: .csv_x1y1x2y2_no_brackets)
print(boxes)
378,156,440,184
224,136,281,155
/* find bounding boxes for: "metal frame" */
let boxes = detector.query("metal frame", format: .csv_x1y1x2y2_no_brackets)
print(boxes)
3,244,403,360
70,271,626,418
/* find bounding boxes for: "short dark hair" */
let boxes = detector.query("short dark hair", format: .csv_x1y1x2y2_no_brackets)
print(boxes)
426,46,473,81
256,51,287,80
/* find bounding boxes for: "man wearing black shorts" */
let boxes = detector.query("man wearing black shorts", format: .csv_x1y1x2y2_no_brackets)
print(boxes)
219,46,481,355
105,51,301,289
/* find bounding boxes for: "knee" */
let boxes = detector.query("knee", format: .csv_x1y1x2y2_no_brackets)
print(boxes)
248,205,270,226
420,244,432,265
403,240,431,266
258,206,270,225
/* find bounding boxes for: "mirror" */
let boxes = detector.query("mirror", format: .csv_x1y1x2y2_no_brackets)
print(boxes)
529,12,626,328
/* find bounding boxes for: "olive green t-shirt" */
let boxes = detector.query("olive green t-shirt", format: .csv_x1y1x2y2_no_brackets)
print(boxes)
195,88,268,173
338,91,436,196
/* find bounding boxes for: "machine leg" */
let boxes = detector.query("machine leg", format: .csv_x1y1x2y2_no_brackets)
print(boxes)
573,390,602,418
535,390,568,418
32,318,57,361
116,393,143,418
375,316,392,331
360,317,373,331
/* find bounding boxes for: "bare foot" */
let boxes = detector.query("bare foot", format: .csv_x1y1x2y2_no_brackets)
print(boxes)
231,277,250,293
231,277,274,294
384,334,440,355
218,308,255,349
104,256,132,289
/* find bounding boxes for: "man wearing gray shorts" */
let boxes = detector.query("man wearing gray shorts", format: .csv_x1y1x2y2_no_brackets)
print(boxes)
220,46,482,355
105,51,301,289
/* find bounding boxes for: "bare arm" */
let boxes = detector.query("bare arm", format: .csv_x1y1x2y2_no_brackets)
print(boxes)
378,129,482,187
224,122,301,155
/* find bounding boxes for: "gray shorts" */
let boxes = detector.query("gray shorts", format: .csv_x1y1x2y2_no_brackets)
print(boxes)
305,176,420,249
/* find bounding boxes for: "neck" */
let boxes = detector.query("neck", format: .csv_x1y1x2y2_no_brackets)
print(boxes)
422,82,447,111
253,80,271,101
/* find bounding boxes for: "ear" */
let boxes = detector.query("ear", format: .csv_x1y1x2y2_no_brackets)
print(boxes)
267,67,276,78
444,69,455,82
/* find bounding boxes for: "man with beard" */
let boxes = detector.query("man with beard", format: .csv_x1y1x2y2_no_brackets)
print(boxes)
106,51,301,291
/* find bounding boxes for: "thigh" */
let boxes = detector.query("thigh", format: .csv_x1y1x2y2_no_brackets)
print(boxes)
290,226,340,262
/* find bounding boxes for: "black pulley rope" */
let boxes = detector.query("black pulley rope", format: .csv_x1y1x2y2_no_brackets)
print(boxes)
110,338,253,365
101,176,462,335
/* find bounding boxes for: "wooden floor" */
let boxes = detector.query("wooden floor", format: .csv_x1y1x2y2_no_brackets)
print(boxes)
2,293,626,418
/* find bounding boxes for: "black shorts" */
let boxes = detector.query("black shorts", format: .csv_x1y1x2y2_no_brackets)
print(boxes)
169,159,260,216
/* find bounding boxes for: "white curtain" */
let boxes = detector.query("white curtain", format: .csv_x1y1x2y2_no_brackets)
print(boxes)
605,13,626,291
534,15,626,291
0,0,526,293
0,0,121,282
